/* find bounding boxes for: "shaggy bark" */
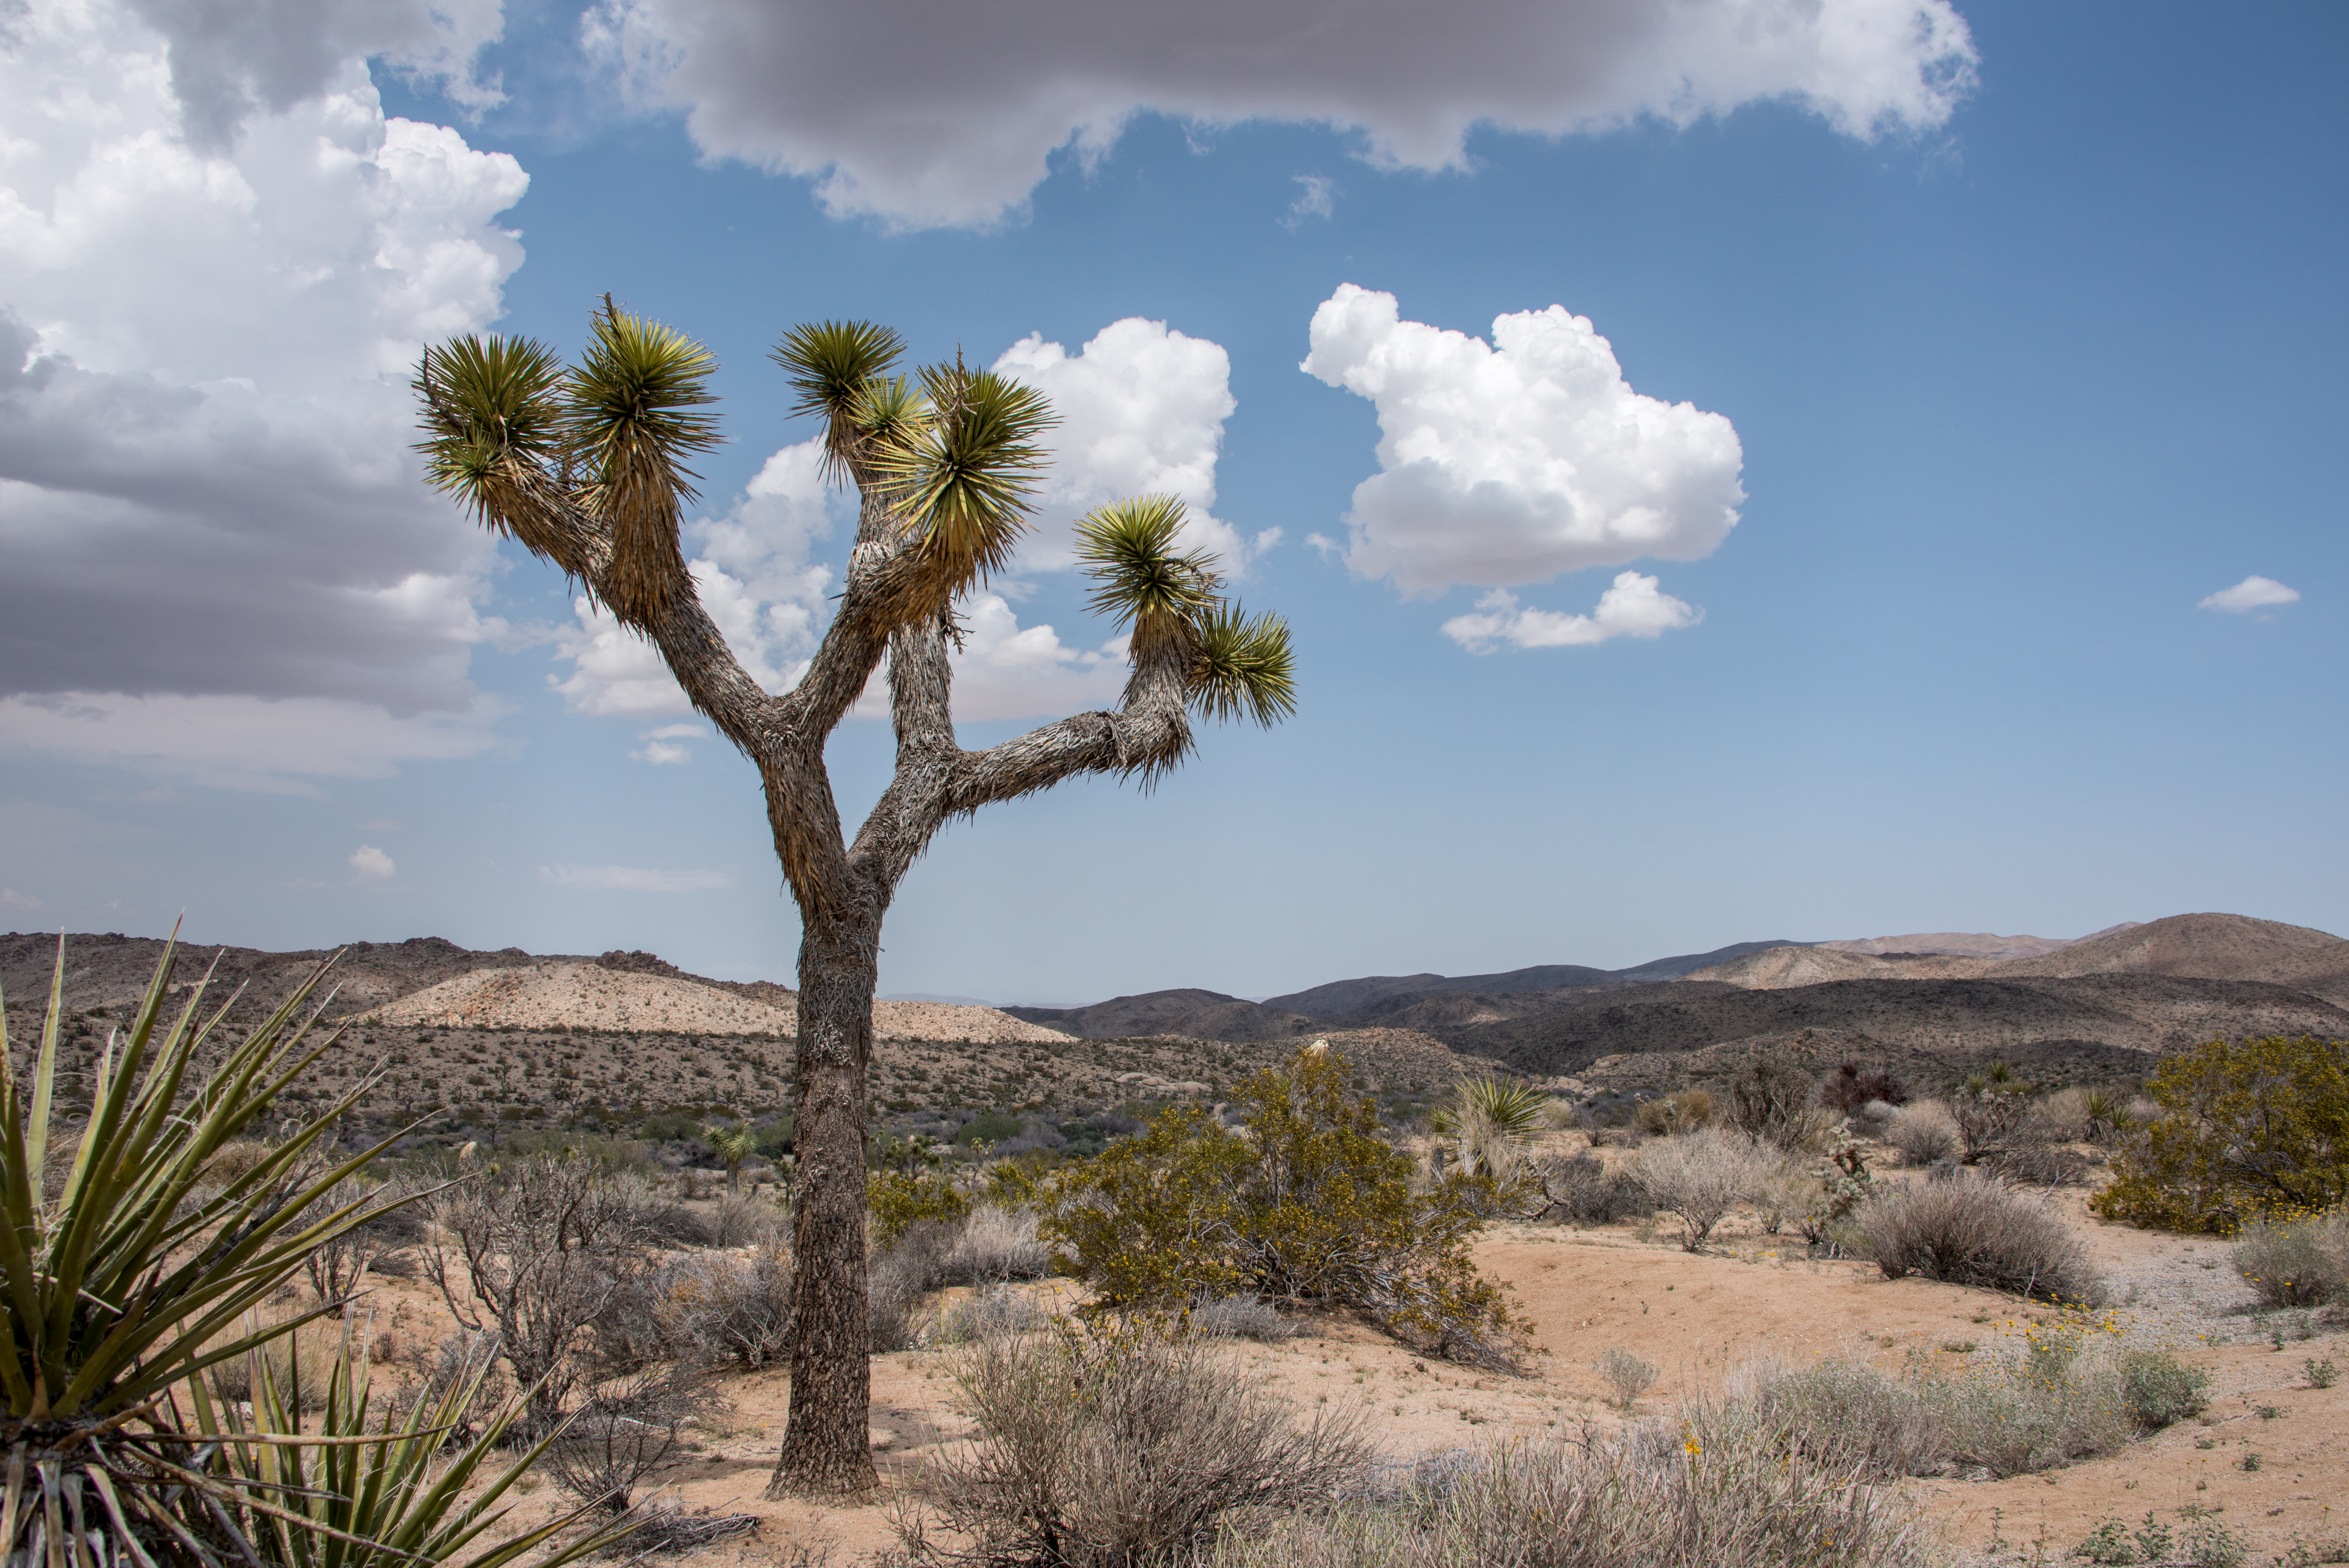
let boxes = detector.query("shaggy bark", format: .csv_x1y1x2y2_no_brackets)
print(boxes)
442,437,1199,1494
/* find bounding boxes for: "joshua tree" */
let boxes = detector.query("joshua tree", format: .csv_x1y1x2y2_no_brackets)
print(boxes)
412,307,1297,1493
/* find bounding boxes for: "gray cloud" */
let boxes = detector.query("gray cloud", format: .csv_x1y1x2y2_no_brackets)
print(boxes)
592,0,1977,227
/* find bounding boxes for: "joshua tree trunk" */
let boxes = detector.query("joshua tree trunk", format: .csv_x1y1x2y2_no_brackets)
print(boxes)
414,313,1296,1496
776,921,879,1489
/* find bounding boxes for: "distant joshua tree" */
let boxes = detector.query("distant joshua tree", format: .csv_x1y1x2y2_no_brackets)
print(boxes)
412,306,1297,1493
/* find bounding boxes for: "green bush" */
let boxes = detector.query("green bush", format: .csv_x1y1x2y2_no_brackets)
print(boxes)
869,1167,972,1247
2232,1208,2349,1307
2120,1349,2211,1428
2091,1036,2349,1232
1041,1046,1530,1368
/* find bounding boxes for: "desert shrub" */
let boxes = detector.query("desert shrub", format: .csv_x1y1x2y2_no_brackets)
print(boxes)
1928,1350,2136,1476
896,1318,1371,1567
1205,1395,1933,1568
1858,1172,2101,1303
1820,1062,1909,1114
1794,1123,1878,1247
1986,1139,2093,1187
2027,1086,2096,1143
545,1367,688,1513
929,1284,1051,1345
1531,1151,1653,1225
205,1326,340,1413
1951,1064,2036,1164
870,1166,973,1247
2119,1349,2211,1428
711,1192,788,1248
1188,1294,1299,1342
627,1245,794,1369
941,1203,1053,1283
870,1218,966,1352
1743,1358,1950,1479
1724,1050,1828,1149
639,1200,716,1247
1633,1088,1714,1137
1632,1125,1771,1251
391,1330,513,1438
1042,1045,1530,1368
424,1152,661,1428
1884,1100,1962,1167
2233,1208,2349,1307
1595,1347,1656,1409
2091,1036,2349,1232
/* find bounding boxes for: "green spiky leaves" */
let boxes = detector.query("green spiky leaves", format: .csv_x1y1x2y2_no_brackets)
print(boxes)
1192,602,1298,728
412,334,565,533
571,301,723,623
771,320,908,477
1074,496,1220,626
1075,496,1298,730
874,364,1055,586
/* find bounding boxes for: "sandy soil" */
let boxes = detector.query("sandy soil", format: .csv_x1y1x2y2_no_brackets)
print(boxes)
338,1168,2347,1568
365,963,1073,1044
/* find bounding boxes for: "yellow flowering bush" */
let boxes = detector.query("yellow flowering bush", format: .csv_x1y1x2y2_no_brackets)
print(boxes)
869,1167,972,1247
1041,1046,1531,1368
2090,1035,2349,1232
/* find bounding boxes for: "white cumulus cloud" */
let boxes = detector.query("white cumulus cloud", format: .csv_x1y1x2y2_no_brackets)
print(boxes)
349,844,396,879
994,317,1253,572
0,0,527,787
539,864,734,893
1303,284,1744,598
587,0,1976,228
2199,575,2301,614
0,888,42,913
1442,572,1700,652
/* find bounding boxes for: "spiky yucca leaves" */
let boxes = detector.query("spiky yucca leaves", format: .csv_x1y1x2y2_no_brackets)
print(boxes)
1432,1076,1551,1182
872,364,1054,588
1076,496,1299,728
412,335,567,554
568,302,723,624
185,1331,634,1568
1076,496,1220,631
1,933,418,1566
1191,604,1298,728
770,321,908,478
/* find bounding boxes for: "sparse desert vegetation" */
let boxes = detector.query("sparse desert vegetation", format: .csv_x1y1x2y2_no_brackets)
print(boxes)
11,926,2349,1567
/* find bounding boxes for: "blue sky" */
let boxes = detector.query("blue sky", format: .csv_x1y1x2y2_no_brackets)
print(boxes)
2,1,2341,1004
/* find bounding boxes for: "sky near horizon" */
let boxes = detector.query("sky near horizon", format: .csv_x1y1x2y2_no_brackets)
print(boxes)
1,0,2342,1004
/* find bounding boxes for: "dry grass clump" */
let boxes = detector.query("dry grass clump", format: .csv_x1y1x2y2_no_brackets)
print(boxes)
928,1285,1051,1346
1595,1347,1656,1410
1205,1395,1934,1568
1632,1125,1774,1251
1742,1358,1950,1478
1857,1172,2101,1304
2234,1208,2349,1308
639,1245,795,1369
895,1319,1370,1566
1188,1294,1300,1342
1884,1101,1962,1167
943,1204,1054,1283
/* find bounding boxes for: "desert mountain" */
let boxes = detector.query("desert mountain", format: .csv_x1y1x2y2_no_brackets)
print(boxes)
1002,989,1321,1042
369,961,1070,1044
1262,942,1802,1019
1996,913,2349,1001
1457,974,2349,1084
1815,925,2139,962
1683,948,1994,988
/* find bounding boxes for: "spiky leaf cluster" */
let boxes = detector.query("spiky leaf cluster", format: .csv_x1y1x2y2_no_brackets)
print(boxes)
1075,495,1298,730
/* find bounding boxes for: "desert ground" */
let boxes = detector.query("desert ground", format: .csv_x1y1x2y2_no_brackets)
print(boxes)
327,1140,2346,1568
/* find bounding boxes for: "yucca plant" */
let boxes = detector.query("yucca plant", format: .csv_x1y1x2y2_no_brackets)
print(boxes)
0,931,423,1567
1431,1076,1550,1182
188,1326,634,1568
